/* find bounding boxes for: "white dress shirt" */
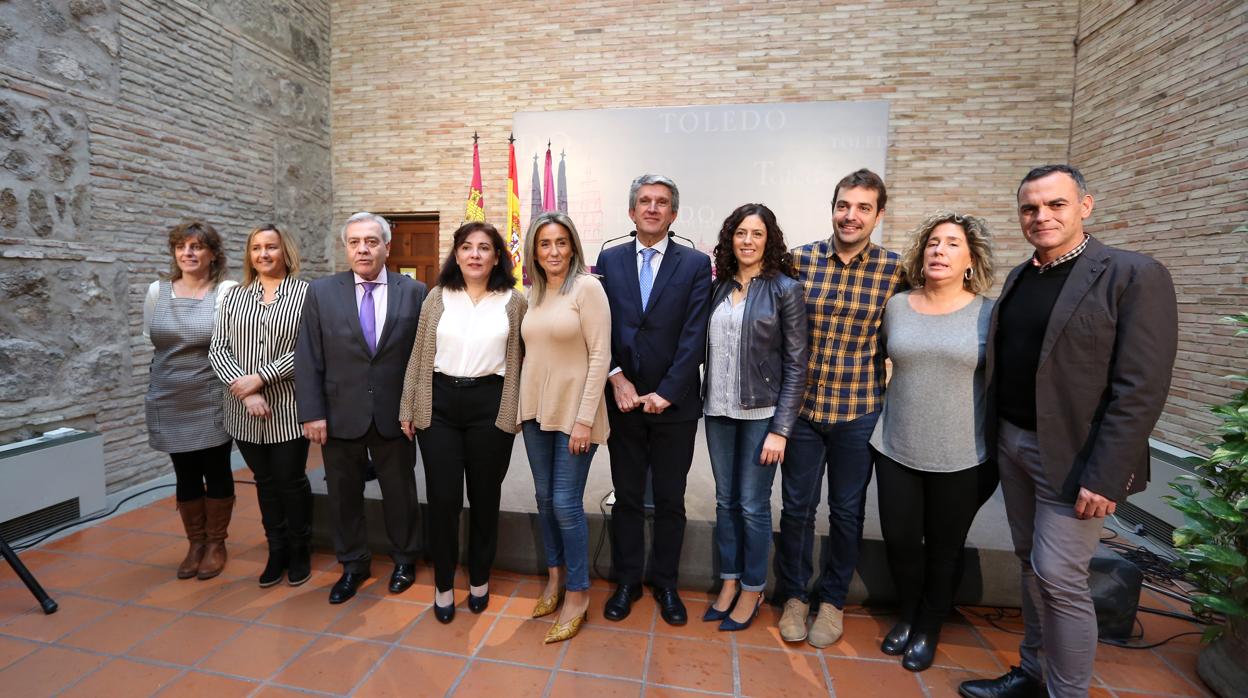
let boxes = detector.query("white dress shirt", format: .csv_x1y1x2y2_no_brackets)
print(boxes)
434,288,510,377
636,235,669,277
353,267,388,341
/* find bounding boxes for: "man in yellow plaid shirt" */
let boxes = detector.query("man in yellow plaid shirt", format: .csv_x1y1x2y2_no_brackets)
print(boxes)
774,169,905,648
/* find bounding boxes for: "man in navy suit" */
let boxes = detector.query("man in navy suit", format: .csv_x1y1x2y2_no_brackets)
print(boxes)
295,212,427,605
597,174,712,626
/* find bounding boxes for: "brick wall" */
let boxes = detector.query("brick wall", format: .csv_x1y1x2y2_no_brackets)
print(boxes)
331,0,1244,456
0,0,332,490
330,0,1079,274
1069,0,1247,452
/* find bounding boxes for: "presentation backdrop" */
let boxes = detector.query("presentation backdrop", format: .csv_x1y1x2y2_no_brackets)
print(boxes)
513,101,889,264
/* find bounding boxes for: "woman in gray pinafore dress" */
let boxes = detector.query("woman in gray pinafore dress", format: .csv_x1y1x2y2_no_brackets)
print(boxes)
144,221,238,581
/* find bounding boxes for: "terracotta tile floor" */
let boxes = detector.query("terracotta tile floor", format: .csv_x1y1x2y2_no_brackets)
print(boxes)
0,487,1215,697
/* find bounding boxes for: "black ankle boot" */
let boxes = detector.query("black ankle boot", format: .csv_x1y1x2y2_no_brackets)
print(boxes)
902,629,939,672
881,620,912,655
287,541,312,587
259,549,288,587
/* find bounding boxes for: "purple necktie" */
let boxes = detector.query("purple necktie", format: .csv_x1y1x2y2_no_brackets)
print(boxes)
359,282,378,354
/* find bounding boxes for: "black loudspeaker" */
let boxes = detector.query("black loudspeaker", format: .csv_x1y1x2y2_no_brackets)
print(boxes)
1089,545,1143,641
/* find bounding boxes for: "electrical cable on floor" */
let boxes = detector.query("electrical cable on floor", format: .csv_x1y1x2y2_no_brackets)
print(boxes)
12,478,257,553
592,491,611,581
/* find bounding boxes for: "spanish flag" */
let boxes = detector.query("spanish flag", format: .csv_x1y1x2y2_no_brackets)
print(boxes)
464,133,484,223
506,134,523,288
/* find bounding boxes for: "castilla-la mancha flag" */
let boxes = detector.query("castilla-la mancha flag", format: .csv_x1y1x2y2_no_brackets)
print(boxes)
505,135,523,288
464,134,484,223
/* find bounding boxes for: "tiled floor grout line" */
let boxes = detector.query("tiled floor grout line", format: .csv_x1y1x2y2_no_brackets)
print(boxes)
5,524,1217,698
538,630,571,698
1149,645,1214,698
818,647,836,697
442,584,517,696
729,633,742,697
336,578,528,697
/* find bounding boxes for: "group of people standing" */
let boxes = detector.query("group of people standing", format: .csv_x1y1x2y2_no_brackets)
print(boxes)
144,163,1177,697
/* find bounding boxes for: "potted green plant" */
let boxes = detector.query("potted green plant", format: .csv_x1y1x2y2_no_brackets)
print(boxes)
1165,312,1248,697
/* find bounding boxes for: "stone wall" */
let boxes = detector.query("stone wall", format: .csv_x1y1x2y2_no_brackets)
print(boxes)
1069,0,1247,452
0,0,332,490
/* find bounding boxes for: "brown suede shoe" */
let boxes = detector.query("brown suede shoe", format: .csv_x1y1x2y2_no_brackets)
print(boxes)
779,598,810,642
807,603,844,648
176,498,207,580
197,496,235,580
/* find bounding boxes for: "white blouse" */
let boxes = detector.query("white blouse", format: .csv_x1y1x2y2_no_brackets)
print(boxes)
434,288,510,378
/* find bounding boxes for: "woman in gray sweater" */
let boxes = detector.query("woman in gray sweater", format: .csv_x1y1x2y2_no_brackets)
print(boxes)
870,211,998,671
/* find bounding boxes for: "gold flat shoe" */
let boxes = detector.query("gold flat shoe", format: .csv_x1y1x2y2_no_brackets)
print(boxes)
544,611,588,644
531,588,565,619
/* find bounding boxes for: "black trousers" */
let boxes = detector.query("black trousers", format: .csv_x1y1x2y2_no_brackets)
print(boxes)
170,440,235,502
322,422,420,573
236,438,312,552
416,374,515,591
606,409,698,589
875,452,999,631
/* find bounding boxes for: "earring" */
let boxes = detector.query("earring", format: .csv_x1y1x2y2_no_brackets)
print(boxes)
965,267,973,280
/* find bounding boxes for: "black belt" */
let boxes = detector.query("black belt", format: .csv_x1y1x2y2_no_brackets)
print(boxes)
434,372,502,387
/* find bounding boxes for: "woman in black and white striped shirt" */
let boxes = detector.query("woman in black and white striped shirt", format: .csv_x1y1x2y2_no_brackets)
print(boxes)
210,224,312,587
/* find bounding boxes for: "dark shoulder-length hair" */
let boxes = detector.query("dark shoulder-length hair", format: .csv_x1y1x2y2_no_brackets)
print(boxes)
712,203,795,281
165,220,227,283
436,221,514,292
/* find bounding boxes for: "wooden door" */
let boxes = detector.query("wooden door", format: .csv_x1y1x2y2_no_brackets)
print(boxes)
385,215,439,288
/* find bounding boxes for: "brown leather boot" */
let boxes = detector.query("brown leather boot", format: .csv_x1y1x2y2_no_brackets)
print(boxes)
176,498,207,580
197,496,235,580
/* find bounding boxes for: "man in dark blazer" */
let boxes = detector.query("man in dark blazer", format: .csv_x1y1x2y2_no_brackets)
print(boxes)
960,165,1177,698
295,212,427,604
598,174,711,626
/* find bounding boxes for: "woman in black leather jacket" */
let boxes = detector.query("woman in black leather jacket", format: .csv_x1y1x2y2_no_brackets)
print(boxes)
701,203,808,631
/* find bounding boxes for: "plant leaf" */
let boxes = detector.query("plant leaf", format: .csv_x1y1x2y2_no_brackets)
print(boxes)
1198,497,1246,523
1201,624,1226,643
1190,544,1248,569
1191,592,1248,618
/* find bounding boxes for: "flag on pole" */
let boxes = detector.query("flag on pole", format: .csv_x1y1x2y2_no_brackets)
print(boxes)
529,153,542,225
542,141,556,212
464,132,485,223
557,150,568,214
506,134,523,288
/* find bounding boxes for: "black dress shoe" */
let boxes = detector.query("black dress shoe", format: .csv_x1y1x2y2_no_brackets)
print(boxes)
901,631,938,672
603,584,643,621
433,599,456,624
389,564,416,594
958,666,1044,698
328,570,370,604
881,620,912,655
468,592,489,614
654,587,688,626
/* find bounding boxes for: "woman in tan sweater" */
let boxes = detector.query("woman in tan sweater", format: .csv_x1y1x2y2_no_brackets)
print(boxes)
518,211,611,644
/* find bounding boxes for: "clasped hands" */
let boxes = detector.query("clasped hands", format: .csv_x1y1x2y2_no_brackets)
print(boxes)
608,373,669,414
229,373,271,419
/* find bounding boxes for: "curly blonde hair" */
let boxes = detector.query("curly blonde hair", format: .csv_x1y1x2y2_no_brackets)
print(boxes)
901,211,995,294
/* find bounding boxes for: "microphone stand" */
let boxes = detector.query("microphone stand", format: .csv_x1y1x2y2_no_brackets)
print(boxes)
0,534,58,614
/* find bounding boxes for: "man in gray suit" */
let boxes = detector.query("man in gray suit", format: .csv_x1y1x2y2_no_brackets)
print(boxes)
959,165,1177,697
295,212,428,604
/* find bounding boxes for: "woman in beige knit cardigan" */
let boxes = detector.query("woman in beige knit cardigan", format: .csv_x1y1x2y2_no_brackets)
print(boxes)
518,211,611,644
399,221,526,625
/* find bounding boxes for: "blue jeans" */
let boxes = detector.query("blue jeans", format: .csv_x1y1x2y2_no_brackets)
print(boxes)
522,420,597,592
775,411,880,608
705,416,777,591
